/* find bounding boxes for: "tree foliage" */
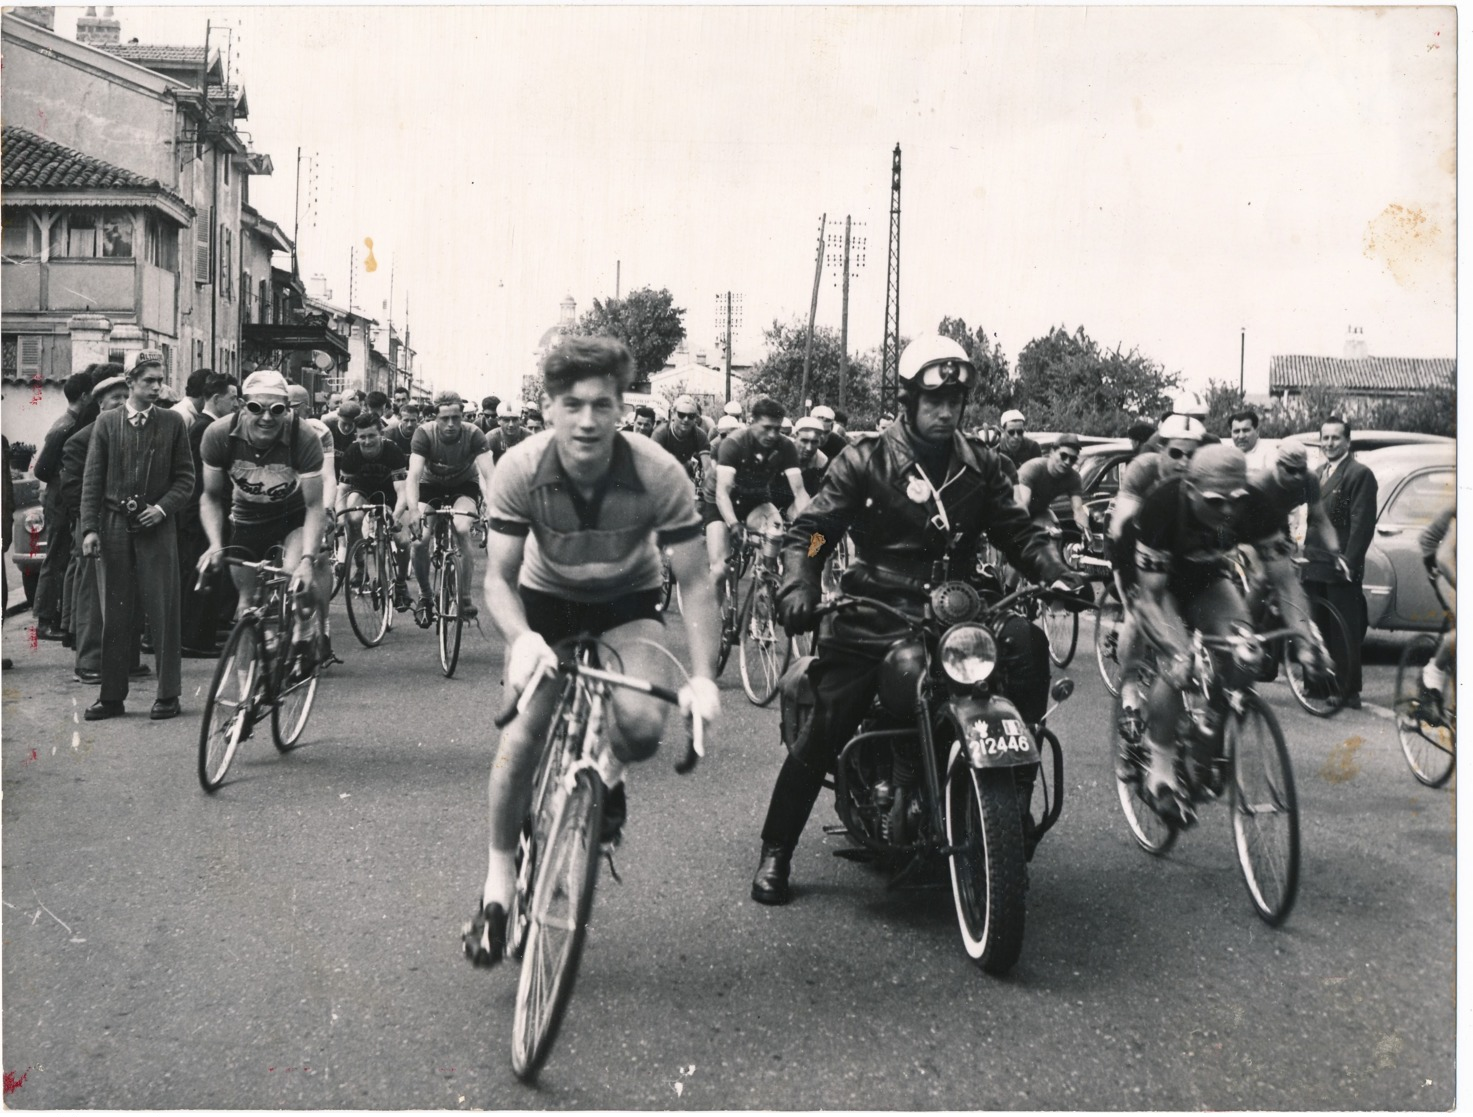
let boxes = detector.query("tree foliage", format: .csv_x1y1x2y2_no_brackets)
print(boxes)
1199,377,1455,441
572,287,687,379
745,319,882,427
1011,325,1179,435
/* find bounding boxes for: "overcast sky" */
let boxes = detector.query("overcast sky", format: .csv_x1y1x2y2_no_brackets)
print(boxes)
53,5,1456,404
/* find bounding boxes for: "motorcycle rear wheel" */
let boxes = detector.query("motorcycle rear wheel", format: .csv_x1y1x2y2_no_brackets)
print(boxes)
945,761,1027,975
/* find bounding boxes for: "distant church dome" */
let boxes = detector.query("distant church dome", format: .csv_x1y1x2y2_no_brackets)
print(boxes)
536,294,577,351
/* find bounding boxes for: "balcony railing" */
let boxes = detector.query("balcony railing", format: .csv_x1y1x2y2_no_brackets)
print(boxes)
1,258,177,334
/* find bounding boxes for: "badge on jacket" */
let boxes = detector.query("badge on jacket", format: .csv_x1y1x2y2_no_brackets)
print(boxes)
906,476,930,504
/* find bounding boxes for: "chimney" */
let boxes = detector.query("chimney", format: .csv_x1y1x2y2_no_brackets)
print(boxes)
13,7,56,31
76,5,121,47
1343,325,1368,361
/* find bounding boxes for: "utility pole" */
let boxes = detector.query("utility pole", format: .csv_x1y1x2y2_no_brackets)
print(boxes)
825,216,866,412
1239,327,1246,395
880,144,902,414
292,146,301,276
715,292,743,404
616,260,621,300
800,213,826,411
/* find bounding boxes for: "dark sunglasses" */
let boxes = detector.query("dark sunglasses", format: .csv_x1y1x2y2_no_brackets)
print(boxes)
674,411,699,420
1165,446,1196,461
244,401,288,417
1279,464,1306,477
1056,451,1078,465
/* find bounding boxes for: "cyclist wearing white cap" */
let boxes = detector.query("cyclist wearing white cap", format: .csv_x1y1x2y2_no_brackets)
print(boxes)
1128,444,1327,820
790,416,830,501
997,409,1042,468
486,400,528,464
750,333,1087,905
198,369,331,670
809,404,848,460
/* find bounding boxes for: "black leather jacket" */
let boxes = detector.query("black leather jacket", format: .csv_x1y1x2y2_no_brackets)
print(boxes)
780,418,1070,654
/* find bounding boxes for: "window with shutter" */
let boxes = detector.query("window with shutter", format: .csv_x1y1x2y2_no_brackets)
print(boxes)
18,336,42,376
220,227,233,298
195,209,212,284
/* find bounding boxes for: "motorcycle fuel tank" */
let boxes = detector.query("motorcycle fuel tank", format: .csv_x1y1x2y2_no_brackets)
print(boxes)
878,638,927,716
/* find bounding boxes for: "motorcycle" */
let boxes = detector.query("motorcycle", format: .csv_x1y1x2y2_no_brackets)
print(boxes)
781,578,1084,974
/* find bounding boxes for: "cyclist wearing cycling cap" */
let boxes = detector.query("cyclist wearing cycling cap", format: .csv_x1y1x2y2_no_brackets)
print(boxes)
750,333,1086,906
809,404,848,459
1128,443,1326,819
997,408,1042,468
723,400,744,419
790,416,830,500
486,400,528,463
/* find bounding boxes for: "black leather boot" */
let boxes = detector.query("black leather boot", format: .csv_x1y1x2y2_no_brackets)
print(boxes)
750,843,793,906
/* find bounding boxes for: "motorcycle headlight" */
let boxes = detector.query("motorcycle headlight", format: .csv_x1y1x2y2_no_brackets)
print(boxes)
938,623,997,685
23,507,44,535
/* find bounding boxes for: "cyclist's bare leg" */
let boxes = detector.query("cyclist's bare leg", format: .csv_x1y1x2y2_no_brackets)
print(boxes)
1425,580,1455,689
411,504,433,599
342,490,366,552
599,618,674,765
483,676,562,909
706,521,732,604
450,494,480,608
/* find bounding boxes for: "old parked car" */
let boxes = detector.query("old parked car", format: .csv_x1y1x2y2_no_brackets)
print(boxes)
1355,443,1456,632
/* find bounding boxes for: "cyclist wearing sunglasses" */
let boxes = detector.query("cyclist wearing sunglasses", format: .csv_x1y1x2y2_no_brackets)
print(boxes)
198,369,330,667
651,395,712,485
750,333,1086,905
997,409,1043,468
1129,444,1327,819
1014,435,1092,549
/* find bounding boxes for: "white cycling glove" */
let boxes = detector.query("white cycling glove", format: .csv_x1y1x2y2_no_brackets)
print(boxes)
507,631,556,694
679,676,722,726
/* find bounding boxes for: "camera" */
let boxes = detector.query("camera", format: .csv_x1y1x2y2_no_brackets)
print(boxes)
122,495,148,533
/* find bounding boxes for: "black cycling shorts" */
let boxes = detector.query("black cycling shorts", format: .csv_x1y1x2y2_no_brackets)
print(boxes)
419,481,480,508
229,506,307,564
345,488,395,509
701,493,769,529
520,586,664,646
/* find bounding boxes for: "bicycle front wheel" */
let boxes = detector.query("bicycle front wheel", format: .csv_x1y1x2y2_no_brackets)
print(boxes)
272,638,320,751
1395,633,1456,788
198,617,262,793
1228,691,1299,926
1112,693,1178,856
437,552,463,677
511,769,605,1082
344,538,391,647
738,575,788,706
1043,597,1080,667
715,568,738,677
1094,596,1126,698
1284,600,1350,717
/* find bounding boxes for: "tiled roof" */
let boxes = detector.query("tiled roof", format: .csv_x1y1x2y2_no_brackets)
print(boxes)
1269,355,1455,393
1,127,189,209
101,44,206,65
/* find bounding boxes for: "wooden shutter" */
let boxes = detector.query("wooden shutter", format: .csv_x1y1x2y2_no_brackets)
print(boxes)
17,336,42,376
195,207,212,284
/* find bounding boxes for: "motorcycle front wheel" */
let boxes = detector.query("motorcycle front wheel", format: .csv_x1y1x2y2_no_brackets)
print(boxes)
945,761,1027,974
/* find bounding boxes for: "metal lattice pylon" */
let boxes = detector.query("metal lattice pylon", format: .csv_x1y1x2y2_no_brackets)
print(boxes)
880,144,902,413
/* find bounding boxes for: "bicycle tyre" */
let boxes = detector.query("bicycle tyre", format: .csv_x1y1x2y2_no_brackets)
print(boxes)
1112,692,1178,855
437,551,463,678
656,551,675,614
344,538,390,647
715,567,737,677
1395,633,1455,788
945,761,1028,974
738,575,788,706
1094,597,1126,698
1043,599,1079,667
271,637,320,751
1284,599,1349,718
511,768,605,1082
1228,691,1299,925
198,617,262,793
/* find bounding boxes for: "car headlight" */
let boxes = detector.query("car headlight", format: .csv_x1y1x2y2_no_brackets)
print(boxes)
938,623,997,684
23,508,44,535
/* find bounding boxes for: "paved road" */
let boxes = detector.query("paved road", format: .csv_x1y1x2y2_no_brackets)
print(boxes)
1,599,1454,1109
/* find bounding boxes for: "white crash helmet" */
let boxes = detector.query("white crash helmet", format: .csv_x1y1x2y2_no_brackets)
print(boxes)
1157,413,1207,442
898,334,974,391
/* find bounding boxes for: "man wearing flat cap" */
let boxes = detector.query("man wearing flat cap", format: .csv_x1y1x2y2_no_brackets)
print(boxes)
78,351,195,720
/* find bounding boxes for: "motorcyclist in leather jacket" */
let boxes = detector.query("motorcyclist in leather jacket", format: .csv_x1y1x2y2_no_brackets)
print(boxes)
751,334,1087,906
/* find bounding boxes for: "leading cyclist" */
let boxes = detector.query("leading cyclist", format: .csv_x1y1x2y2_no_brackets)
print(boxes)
464,336,723,966
1418,503,1456,717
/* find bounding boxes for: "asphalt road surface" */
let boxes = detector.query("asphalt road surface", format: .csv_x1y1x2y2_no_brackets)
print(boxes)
1,597,1454,1109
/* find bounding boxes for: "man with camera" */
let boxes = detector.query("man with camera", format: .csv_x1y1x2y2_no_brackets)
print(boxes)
78,352,195,720
750,334,1086,905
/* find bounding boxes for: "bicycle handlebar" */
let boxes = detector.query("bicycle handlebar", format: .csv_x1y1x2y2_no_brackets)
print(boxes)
492,661,705,774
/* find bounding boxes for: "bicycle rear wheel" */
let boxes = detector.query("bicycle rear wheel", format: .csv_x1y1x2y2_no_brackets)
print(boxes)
1094,596,1126,698
1228,691,1299,925
511,769,605,1082
1395,633,1455,788
437,551,463,677
715,567,738,677
344,538,391,647
1284,600,1349,717
738,575,788,706
1043,598,1080,667
1112,693,1178,855
272,637,320,751
198,617,262,793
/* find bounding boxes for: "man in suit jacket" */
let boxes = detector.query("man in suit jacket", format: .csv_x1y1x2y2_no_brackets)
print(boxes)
1304,415,1378,708
178,371,238,654
79,352,195,720
31,369,96,640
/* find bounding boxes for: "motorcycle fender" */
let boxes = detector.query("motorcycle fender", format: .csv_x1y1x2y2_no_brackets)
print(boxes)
946,695,1039,769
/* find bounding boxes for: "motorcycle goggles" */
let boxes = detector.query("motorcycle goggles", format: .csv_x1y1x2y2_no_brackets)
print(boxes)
244,401,288,417
901,357,974,390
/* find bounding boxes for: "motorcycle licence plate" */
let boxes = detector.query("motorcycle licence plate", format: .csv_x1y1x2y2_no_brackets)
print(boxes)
963,716,1038,765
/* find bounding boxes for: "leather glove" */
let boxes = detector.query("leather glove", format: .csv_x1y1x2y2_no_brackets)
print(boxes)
507,631,556,694
1048,573,1092,611
679,676,721,726
777,584,820,637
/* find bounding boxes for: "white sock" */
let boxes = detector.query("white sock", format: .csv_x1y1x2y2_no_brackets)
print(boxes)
595,748,627,791
482,848,516,911
1122,680,1144,711
1423,662,1448,691
1144,736,1177,790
